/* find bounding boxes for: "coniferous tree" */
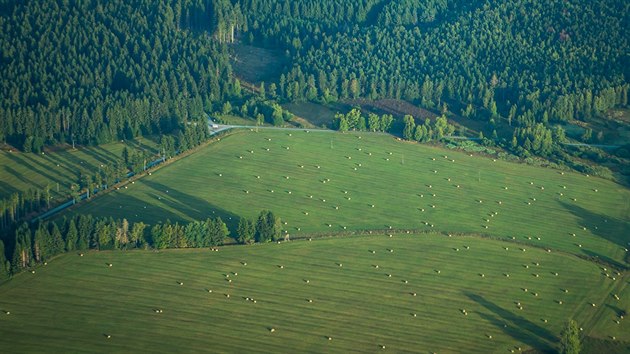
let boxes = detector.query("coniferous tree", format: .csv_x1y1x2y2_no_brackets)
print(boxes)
559,319,581,354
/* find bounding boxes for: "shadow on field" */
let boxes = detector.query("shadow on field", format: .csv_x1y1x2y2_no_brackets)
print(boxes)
560,201,630,253
4,154,61,187
80,146,117,167
0,177,20,196
580,249,628,270
142,180,240,233
465,292,556,353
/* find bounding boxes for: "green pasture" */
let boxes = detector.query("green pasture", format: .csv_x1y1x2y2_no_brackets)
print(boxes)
0,235,626,353
0,138,158,202
74,129,630,266
283,102,345,127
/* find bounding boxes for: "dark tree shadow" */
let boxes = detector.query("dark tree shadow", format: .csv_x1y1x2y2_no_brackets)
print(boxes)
560,201,630,252
580,249,628,271
0,172,22,195
465,292,557,353
3,154,61,188
78,147,116,167
141,180,240,232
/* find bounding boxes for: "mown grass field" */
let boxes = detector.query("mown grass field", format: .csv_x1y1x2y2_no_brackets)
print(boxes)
0,138,158,202
0,235,627,353
283,101,346,127
74,129,630,266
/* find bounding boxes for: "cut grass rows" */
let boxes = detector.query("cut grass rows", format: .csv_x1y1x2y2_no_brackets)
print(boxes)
0,235,624,353
74,129,630,265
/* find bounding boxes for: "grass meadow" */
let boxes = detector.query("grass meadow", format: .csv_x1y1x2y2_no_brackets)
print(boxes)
74,129,629,266
0,234,627,353
2,128,629,353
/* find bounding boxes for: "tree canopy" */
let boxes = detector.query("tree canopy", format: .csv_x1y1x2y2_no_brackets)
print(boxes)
0,0,237,149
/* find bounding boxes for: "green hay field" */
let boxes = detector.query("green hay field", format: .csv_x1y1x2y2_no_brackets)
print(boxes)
0,138,158,202
74,129,630,266
0,235,627,353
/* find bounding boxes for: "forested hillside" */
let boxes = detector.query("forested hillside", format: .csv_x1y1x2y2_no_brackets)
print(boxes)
1,0,627,154
0,0,238,151
243,0,628,121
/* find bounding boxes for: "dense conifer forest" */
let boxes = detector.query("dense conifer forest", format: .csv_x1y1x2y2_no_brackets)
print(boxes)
1,0,627,154
0,0,238,150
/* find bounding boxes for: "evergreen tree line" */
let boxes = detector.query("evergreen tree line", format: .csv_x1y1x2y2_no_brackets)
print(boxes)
0,209,282,280
0,188,52,232
0,0,238,150
333,108,394,133
402,115,456,142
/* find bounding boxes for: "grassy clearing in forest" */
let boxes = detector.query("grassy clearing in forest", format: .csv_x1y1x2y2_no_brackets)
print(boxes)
75,129,630,266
